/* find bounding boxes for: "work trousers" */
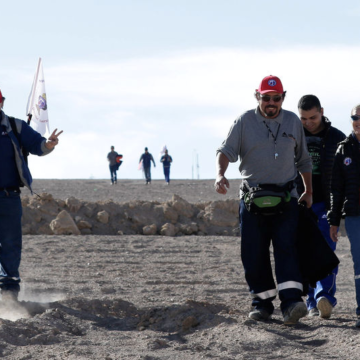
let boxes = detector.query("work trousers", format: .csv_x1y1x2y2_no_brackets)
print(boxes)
144,167,151,183
345,215,360,316
306,202,337,310
240,198,303,314
163,166,170,183
0,190,22,292
109,164,117,184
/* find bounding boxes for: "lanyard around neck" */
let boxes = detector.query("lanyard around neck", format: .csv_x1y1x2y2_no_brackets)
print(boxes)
263,120,281,159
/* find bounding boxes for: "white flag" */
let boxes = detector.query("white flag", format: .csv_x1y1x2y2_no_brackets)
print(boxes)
160,144,167,155
26,58,50,136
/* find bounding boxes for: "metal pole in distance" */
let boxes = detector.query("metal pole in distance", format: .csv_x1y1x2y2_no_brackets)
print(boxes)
197,153,200,180
192,149,197,180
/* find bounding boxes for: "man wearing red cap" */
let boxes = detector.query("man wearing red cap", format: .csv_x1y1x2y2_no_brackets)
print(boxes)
0,90,62,302
215,75,312,325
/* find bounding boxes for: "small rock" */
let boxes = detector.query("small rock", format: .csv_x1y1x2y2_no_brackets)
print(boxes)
160,223,176,236
97,210,109,224
65,196,83,213
49,210,81,235
77,220,92,230
143,224,157,235
182,316,199,331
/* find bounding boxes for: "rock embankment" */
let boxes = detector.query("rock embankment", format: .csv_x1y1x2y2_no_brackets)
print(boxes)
21,193,240,236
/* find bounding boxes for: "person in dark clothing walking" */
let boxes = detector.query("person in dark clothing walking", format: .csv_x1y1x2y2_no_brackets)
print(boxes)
107,146,119,185
328,103,360,328
0,89,62,302
160,149,172,184
297,95,346,319
139,147,155,184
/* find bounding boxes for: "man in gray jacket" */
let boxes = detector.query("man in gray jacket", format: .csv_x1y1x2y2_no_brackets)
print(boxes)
215,75,312,325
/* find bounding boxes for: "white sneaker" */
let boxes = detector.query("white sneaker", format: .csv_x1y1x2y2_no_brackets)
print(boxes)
317,297,333,319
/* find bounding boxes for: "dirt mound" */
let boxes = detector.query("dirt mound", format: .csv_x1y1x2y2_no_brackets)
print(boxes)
21,192,240,236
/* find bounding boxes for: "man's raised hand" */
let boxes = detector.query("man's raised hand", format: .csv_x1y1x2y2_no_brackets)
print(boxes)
45,129,63,150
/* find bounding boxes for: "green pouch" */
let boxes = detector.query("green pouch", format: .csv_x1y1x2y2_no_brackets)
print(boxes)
244,188,291,215
253,196,283,208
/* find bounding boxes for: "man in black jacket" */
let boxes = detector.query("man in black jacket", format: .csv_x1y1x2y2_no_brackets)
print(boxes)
139,147,156,184
328,104,360,328
297,95,346,319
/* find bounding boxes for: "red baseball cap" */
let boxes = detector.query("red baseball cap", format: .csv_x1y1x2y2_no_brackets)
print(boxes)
256,75,284,94
0,90,2,102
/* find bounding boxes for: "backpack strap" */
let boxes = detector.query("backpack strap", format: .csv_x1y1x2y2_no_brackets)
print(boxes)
8,117,20,144
8,116,29,166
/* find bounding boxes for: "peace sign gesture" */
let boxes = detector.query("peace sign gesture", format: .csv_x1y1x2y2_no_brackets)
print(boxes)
45,128,63,150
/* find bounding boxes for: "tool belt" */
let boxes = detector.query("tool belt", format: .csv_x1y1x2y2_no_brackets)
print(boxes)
242,182,293,216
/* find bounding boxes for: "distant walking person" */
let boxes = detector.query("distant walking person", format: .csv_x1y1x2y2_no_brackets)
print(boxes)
139,147,156,184
160,149,172,184
107,146,119,185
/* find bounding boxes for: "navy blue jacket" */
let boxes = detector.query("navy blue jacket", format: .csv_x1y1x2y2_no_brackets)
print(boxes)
0,111,52,190
160,155,172,167
139,152,155,168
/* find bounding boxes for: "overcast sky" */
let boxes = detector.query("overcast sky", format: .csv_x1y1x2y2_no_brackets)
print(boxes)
1,0,359,181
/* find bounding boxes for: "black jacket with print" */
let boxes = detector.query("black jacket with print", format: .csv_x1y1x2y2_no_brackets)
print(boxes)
327,134,360,226
296,117,346,210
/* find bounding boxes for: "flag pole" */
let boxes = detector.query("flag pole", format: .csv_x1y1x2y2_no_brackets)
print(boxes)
27,57,42,124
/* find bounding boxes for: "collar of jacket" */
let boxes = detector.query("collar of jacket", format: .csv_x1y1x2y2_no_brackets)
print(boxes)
339,133,360,146
322,116,331,128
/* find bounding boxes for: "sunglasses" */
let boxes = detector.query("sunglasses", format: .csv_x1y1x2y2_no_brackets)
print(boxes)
259,94,283,102
351,115,360,121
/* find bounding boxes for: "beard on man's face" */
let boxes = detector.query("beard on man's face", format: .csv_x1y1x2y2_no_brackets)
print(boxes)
264,105,279,117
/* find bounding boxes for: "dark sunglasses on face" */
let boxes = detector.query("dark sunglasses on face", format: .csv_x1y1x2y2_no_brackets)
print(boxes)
259,94,283,103
351,115,360,121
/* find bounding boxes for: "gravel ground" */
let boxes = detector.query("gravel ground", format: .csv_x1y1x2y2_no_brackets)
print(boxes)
0,179,357,359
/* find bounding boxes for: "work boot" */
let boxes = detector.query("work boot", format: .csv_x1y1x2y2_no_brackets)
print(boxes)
283,302,307,325
356,317,360,328
308,307,319,317
249,308,271,321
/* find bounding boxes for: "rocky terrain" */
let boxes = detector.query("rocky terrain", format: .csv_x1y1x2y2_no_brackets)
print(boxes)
0,179,357,359
21,192,239,237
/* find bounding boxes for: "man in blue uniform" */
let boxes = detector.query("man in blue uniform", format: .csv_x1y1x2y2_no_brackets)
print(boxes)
139,147,156,184
107,146,119,185
160,149,173,184
0,89,62,301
